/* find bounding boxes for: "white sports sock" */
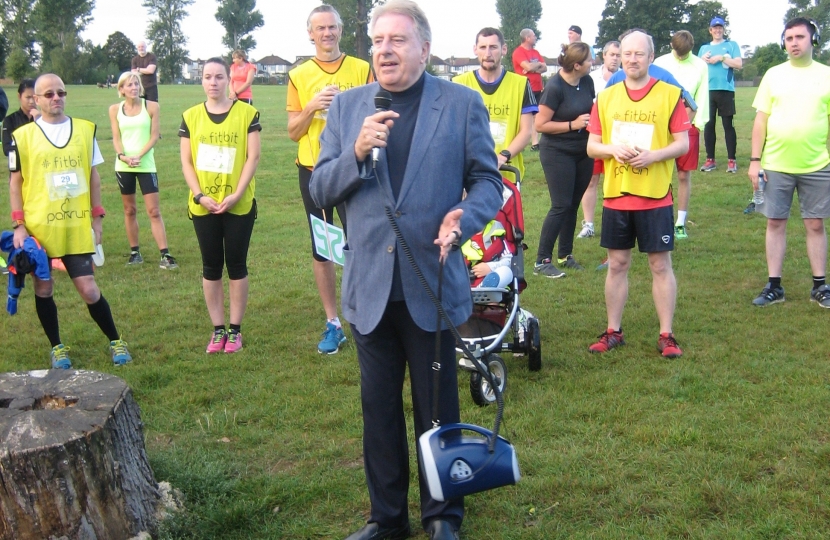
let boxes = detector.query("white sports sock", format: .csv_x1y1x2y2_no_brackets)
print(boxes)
675,211,687,227
328,316,342,329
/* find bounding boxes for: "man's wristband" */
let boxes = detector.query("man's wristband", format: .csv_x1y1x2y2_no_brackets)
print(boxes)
11,210,24,221
91,206,106,218
12,219,25,229
749,157,761,162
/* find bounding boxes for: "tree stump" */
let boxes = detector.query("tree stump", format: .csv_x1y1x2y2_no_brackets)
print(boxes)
0,370,160,540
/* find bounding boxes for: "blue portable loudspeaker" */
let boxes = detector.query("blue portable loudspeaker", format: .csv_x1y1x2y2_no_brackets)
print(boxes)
419,423,520,502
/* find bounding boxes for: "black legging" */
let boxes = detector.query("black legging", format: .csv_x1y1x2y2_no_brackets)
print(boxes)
192,200,256,280
704,110,737,160
537,145,593,262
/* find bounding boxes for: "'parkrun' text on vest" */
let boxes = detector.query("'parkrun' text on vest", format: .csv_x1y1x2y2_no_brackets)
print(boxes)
48,198,90,224
614,163,650,177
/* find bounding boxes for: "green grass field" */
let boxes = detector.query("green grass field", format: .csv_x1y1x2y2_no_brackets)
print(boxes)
2,83,830,539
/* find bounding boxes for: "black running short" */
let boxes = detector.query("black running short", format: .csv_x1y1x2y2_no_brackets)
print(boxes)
116,171,159,196
600,205,674,253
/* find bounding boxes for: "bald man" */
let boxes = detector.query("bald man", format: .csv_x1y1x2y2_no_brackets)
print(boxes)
8,74,132,368
132,41,159,102
586,31,691,358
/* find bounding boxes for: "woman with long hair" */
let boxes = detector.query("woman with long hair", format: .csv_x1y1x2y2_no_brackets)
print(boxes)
533,42,595,278
108,72,177,269
180,57,261,354
229,49,256,105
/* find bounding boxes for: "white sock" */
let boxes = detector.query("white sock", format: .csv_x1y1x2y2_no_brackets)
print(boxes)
328,317,341,329
585,221,593,228
675,211,687,227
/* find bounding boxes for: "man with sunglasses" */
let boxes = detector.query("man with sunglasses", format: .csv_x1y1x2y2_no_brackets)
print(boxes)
8,74,133,369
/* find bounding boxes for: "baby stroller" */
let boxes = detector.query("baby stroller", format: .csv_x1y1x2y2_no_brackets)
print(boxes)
457,165,542,406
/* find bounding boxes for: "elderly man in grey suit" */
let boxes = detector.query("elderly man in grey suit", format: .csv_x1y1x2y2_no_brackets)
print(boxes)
310,2,502,539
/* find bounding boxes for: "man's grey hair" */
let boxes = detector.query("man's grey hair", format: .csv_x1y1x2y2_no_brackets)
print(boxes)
619,29,654,56
519,28,535,42
307,4,343,32
603,40,620,54
370,0,432,44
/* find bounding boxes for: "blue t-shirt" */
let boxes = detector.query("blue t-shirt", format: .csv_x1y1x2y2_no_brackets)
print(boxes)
606,65,696,110
698,40,741,92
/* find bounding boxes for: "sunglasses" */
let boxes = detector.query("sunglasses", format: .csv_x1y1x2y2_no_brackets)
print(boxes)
36,90,68,99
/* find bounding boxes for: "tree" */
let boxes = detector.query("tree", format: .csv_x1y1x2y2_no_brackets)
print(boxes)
215,0,264,55
682,0,729,55
597,0,687,55
325,0,384,60
105,31,137,73
32,0,93,54
786,0,829,48
749,42,788,78
144,0,193,83
496,0,543,69
1,0,39,76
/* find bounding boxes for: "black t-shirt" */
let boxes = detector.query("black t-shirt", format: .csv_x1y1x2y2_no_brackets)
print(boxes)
2,109,35,156
539,72,595,152
178,102,262,138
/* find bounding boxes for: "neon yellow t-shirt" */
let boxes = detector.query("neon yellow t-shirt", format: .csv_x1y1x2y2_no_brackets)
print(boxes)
653,52,709,130
753,60,830,174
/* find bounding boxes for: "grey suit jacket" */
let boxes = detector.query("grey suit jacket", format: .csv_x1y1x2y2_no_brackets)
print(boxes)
310,74,502,335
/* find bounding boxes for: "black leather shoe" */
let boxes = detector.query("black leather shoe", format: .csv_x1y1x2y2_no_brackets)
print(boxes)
427,520,459,540
344,522,411,540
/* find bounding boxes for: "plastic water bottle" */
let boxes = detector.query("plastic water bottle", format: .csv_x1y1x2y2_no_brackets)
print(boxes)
753,170,766,205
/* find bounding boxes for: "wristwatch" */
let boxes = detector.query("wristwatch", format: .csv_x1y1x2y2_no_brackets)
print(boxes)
11,219,25,229
499,150,512,161
193,193,205,204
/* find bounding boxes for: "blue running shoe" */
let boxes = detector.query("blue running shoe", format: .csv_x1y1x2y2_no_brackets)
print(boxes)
318,322,346,354
50,344,72,369
110,339,133,365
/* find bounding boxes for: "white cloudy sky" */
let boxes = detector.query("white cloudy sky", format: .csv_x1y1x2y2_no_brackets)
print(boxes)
84,0,791,62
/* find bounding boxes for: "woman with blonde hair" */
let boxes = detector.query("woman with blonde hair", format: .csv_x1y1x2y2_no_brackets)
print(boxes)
230,49,256,104
180,57,261,354
108,72,177,269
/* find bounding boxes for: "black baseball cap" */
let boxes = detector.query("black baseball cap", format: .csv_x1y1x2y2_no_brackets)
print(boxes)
568,25,583,35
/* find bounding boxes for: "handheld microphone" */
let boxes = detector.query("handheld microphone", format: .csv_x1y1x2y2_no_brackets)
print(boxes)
373,90,393,167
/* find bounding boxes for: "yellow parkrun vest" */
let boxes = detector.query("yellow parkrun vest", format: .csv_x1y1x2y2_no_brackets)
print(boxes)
14,119,95,257
454,70,526,182
183,101,258,216
289,55,371,167
598,80,681,199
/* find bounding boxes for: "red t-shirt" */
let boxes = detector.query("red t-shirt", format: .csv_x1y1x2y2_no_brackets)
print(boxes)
511,46,544,92
588,78,690,210
231,62,256,100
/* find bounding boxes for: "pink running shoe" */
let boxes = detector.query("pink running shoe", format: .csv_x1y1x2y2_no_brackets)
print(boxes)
224,331,243,353
206,330,227,354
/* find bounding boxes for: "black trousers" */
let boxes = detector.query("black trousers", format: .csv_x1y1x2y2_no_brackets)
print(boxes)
537,144,593,262
351,301,464,531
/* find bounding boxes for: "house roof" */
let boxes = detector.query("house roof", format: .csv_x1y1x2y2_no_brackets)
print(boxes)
258,55,292,66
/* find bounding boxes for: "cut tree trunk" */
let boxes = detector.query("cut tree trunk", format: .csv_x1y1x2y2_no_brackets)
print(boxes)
0,370,160,540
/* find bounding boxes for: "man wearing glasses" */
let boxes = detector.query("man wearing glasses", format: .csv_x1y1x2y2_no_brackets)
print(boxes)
8,74,133,369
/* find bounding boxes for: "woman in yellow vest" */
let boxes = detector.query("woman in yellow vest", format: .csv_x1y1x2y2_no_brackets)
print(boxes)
108,72,177,269
180,57,262,354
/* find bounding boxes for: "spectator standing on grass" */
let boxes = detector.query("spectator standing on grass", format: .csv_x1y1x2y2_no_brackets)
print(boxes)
230,49,256,105
131,41,159,103
453,26,536,183
511,28,546,151
108,72,177,270
578,40,620,240
654,30,709,240
586,30,690,358
533,42,595,278
2,80,37,158
180,57,261,354
8,74,133,368
749,17,830,309
287,4,373,355
698,17,741,174
567,24,595,59
310,2,502,538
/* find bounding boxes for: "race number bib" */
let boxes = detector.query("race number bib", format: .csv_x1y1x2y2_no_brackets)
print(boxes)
196,143,237,174
489,120,508,145
45,169,88,201
611,121,654,151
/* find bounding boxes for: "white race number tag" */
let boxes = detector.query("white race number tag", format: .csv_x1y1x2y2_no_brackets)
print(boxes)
52,172,79,188
196,143,237,174
489,120,508,145
611,121,654,151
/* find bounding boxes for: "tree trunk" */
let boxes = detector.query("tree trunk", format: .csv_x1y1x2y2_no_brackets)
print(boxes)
0,370,160,540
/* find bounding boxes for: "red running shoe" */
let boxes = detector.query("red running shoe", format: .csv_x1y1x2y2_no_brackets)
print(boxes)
588,328,625,353
658,333,683,358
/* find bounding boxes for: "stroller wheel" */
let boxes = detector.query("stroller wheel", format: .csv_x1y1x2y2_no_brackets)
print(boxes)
527,318,542,372
470,353,507,407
